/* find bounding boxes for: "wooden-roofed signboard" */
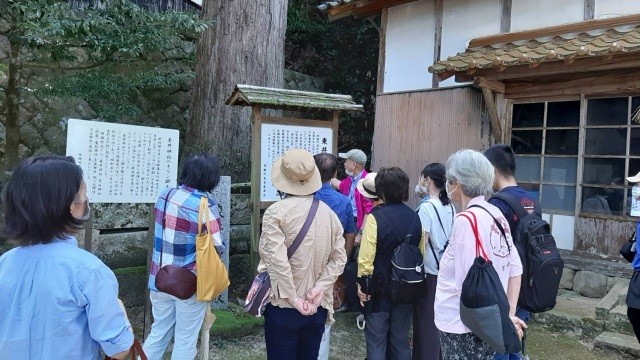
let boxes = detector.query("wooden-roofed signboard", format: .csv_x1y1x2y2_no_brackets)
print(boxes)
226,84,362,271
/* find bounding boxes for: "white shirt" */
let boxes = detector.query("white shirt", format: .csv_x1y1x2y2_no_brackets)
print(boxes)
418,198,455,275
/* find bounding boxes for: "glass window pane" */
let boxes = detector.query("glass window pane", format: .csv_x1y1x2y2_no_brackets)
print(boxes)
547,101,580,127
541,185,575,212
587,97,628,126
630,158,640,182
581,187,624,216
512,103,544,128
583,158,625,186
515,156,541,182
543,157,577,184
585,128,627,155
631,128,640,156
511,130,543,154
632,96,639,122
519,183,540,202
545,129,579,155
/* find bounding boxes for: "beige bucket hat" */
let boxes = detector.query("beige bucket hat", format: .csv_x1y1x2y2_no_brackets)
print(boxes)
627,171,640,183
357,172,378,199
271,149,322,196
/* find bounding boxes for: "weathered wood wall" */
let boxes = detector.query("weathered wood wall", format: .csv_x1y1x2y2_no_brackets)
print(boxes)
575,216,637,256
371,85,492,208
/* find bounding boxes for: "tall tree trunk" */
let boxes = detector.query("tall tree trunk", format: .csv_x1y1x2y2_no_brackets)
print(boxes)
187,0,288,182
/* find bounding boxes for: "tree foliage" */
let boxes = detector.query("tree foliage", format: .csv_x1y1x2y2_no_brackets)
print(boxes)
285,0,379,161
0,0,208,174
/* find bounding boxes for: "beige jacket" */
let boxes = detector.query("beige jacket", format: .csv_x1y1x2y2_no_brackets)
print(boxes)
257,195,346,323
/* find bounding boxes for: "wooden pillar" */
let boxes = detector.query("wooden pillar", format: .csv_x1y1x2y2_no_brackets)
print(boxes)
249,105,263,276
331,110,339,154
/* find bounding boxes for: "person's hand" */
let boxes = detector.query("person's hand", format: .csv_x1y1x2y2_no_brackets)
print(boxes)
510,316,527,339
355,232,362,245
292,297,317,316
357,284,370,307
306,287,324,307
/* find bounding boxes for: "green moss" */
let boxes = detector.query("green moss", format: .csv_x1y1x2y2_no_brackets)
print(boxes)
210,303,263,339
112,265,147,275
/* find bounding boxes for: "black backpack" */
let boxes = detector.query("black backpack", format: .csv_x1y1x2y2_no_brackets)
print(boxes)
491,192,564,313
377,212,426,304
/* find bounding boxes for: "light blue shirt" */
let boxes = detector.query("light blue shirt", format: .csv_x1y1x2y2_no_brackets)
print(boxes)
348,170,364,217
0,236,133,359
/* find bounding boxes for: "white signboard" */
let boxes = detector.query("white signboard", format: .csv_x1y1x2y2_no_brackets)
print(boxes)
66,119,179,203
260,123,333,202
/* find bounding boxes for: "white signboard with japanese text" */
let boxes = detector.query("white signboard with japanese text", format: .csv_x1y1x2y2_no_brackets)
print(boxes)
66,119,179,203
260,123,333,202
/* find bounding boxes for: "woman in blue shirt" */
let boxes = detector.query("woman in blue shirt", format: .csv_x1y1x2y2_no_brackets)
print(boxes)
627,174,640,344
0,156,133,359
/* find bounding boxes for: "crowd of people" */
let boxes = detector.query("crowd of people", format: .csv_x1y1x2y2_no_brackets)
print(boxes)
0,144,639,360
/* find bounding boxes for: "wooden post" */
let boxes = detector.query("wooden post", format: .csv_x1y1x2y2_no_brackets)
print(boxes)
249,105,263,276
331,110,339,154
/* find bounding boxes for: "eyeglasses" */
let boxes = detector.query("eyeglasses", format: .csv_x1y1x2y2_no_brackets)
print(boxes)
73,196,89,205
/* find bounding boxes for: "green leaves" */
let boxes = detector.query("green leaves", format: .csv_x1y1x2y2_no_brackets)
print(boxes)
4,0,209,66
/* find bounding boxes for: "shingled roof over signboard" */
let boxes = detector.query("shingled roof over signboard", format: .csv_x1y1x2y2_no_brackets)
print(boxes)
429,14,640,81
317,0,418,20
226,85,363,112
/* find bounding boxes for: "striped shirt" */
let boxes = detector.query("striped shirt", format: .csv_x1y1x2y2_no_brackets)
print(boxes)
148,185,225,291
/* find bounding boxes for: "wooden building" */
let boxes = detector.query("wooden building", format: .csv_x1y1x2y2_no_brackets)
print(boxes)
320,0,640,259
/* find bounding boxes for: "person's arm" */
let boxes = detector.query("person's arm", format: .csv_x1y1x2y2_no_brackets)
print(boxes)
312,216,347,294
344,233,356,259
258,207,298,304
506,275,522,317
207,201,226,254
452,214,476,293
78,266,134,358
357,215,377,277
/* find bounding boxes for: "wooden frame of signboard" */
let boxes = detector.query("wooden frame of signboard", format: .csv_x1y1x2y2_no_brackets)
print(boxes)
226,84,363,274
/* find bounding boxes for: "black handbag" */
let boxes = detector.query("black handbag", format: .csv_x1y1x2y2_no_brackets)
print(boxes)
155,189,197,299
620,229,637,263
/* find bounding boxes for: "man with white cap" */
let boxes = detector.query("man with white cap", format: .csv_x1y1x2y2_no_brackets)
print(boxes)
625,171,640,344
334,149,374,232
258,148,347,359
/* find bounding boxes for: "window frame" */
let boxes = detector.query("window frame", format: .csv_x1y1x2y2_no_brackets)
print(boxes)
507,94,640,219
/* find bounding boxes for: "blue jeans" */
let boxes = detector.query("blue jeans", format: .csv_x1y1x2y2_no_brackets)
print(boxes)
264,304,328,360
493,307,531,360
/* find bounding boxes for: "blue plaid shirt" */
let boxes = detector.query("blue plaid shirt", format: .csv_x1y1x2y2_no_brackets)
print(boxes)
148,185,226,291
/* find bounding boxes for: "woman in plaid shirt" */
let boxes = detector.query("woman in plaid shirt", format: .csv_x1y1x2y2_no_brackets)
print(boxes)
143,154,226,360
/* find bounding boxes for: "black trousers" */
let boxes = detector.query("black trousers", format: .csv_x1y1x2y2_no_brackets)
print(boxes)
412,274,441,360
628,307,640,343
264,304,327,360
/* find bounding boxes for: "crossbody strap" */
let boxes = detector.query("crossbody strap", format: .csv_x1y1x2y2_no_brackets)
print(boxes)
159,188,176,267
426,201,452,270
458,212,488,261
468,204,511,254
287,198,320,259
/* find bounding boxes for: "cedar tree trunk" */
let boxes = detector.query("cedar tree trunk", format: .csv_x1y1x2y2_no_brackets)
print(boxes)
187,0,288,182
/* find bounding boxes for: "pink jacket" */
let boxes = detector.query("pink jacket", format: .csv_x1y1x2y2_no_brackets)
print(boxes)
338,170,373,230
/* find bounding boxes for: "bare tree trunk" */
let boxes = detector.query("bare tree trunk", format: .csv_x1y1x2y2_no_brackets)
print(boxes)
187,0,288,182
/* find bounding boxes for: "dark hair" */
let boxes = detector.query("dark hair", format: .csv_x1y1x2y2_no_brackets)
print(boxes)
375,167,409,203
2,156,85,245
421,162,450,206
179,154,220,192
484,144,516,177
314,153,338,183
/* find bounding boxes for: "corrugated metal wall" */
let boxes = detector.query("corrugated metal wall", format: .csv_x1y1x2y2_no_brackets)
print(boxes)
371,85,492,208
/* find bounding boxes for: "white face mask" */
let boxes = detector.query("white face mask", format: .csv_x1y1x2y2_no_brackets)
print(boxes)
633,185,640,201
345,161,356,177
445,181,457,197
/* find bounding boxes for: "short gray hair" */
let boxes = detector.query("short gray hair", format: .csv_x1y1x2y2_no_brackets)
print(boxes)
446,149,495,198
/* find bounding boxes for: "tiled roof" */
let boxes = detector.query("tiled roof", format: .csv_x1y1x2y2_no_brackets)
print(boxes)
317,0,418,20
429,24,640,76
226,85,363,112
